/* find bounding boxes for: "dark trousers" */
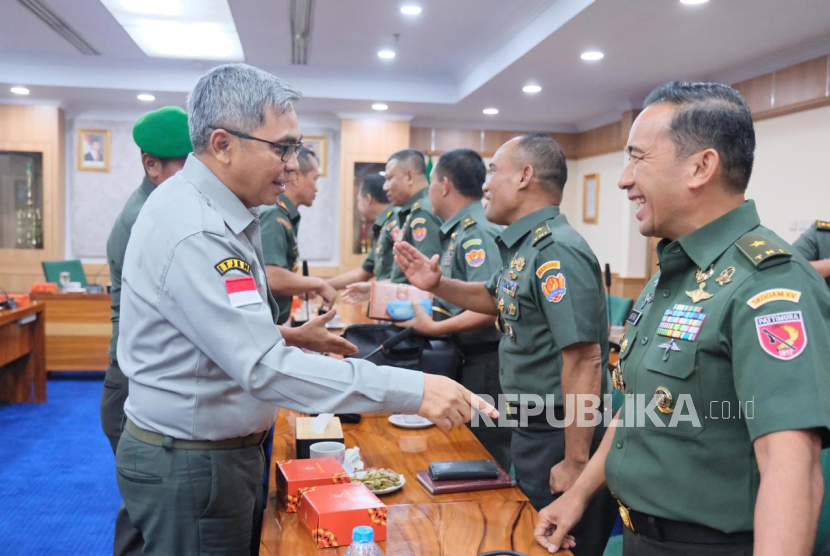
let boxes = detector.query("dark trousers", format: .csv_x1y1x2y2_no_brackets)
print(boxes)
622,525,753,555
512,420,617,556
100,363,144,556
116,430,266,556
460,350,512,471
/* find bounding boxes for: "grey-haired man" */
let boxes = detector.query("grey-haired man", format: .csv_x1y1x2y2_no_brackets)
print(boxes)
115,63,497,555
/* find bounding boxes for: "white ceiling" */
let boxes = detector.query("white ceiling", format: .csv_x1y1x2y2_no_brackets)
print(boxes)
1,0,829,131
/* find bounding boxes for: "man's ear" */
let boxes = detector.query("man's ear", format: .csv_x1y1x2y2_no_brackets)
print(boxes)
516,164,534,191
142,154,162,183
209,129,233,165
441,177,452,197
687,148,720,192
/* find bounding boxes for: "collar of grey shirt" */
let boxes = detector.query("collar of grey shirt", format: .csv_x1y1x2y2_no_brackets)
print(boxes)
181,154,258,236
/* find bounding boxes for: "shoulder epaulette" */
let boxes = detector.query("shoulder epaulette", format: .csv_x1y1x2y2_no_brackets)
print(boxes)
531,223,552,247
385,210,393,219
412,201,421,211
462,217,476,230
735,234,791,268
276,199,289,213
816,220,830,231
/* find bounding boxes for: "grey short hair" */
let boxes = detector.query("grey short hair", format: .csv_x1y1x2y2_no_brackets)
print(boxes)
514,133,568,193
187,63,302,152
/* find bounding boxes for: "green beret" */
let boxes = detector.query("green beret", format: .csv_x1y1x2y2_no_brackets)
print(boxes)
132,106,192,158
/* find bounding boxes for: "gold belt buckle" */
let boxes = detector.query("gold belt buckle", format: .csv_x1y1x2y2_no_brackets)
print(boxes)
617,499,634,532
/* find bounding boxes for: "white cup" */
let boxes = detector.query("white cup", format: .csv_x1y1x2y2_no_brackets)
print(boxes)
309,441,346,464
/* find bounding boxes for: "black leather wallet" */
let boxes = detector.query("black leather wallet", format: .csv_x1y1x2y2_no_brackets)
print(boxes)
428,459,500,481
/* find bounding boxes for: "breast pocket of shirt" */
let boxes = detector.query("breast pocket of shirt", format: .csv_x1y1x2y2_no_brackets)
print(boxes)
641,341,705,438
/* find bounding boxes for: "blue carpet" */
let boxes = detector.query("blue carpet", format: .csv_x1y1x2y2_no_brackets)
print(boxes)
0,374,118,555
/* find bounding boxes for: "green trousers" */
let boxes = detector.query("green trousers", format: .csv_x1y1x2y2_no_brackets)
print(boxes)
459,350,512,471
116,430,265,556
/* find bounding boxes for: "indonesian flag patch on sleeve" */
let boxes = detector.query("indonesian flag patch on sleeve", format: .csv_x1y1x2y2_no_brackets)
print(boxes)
224,276,262,308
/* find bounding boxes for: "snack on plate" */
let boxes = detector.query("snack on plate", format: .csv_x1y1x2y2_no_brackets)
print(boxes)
352,468,401,490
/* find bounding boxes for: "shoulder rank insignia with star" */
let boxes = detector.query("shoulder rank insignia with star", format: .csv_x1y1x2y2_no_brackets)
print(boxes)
276,198,289,212
735,234,791,268
532,223,552,246
462,217,476,229
817,220,830,231
412,201,421,211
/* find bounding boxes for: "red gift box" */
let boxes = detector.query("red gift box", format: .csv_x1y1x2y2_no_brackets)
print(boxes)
275,458,350,513
298,482,387,549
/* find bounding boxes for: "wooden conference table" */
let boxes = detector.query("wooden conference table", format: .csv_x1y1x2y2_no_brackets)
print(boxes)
259,303,571,555
0,303,46,403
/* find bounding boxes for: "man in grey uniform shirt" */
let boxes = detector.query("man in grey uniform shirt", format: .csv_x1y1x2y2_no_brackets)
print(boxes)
116,63,496,556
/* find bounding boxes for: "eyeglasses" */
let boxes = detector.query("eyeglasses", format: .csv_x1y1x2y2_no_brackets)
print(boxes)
208,126,303,162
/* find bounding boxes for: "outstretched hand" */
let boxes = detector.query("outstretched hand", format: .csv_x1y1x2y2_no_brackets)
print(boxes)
293,309,358,356
393,241,442,292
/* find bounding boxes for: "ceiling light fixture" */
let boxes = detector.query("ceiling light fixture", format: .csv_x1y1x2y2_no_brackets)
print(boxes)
523,85,542,94
11,86,31,95
118,0,183,16
483,108,499,115
680,0,709,4
137,93,156,102
378,50,396,59
400,5,422,15
372,103,389,111
580,51,604,61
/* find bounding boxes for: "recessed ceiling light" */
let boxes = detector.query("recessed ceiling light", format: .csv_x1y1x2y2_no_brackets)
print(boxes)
523,85,542,94
118,0,183,16
483,108,499,115
581,51,604,61
680,0,709,4
378,50,396,59
372,103,389,111
137,93,156,102
400,5,422,15
99,0,244,61
10,86,30,95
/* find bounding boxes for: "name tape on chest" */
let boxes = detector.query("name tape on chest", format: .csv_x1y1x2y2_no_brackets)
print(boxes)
746,288,802,309
225,276,262,308
214,257,251,276
755,311,807,360
656,304,707,342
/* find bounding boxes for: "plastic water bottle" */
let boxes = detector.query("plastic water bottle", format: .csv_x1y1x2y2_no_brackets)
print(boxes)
343,525,383,555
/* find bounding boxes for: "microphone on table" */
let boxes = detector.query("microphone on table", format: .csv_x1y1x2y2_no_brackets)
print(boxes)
361,326,415,362
86,264,109,294
302,260,310,321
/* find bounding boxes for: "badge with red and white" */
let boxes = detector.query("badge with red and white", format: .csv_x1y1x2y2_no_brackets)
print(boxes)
465,249,486,268
754,311,807,360
412,227,427,242
541,273,567,303
225,276,262,308
391,226,403,242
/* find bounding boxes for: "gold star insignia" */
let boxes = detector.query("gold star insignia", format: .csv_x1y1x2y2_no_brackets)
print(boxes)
749,240,766,248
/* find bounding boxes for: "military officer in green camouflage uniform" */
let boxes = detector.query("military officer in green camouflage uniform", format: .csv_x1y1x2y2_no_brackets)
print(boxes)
385,149,444,284
395,134,616,556
260,146,336,324
100,106,192,556
793,221,830,288
328,174,398,294
396,148,511,469
534,82,830,556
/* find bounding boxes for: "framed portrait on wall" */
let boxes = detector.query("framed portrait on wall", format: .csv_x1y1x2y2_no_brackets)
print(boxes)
77,129,111,172
583,173,599,223
303,135,328,176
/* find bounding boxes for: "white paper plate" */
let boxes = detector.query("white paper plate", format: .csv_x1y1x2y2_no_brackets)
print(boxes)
351,471,406,495
388,414,434,429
